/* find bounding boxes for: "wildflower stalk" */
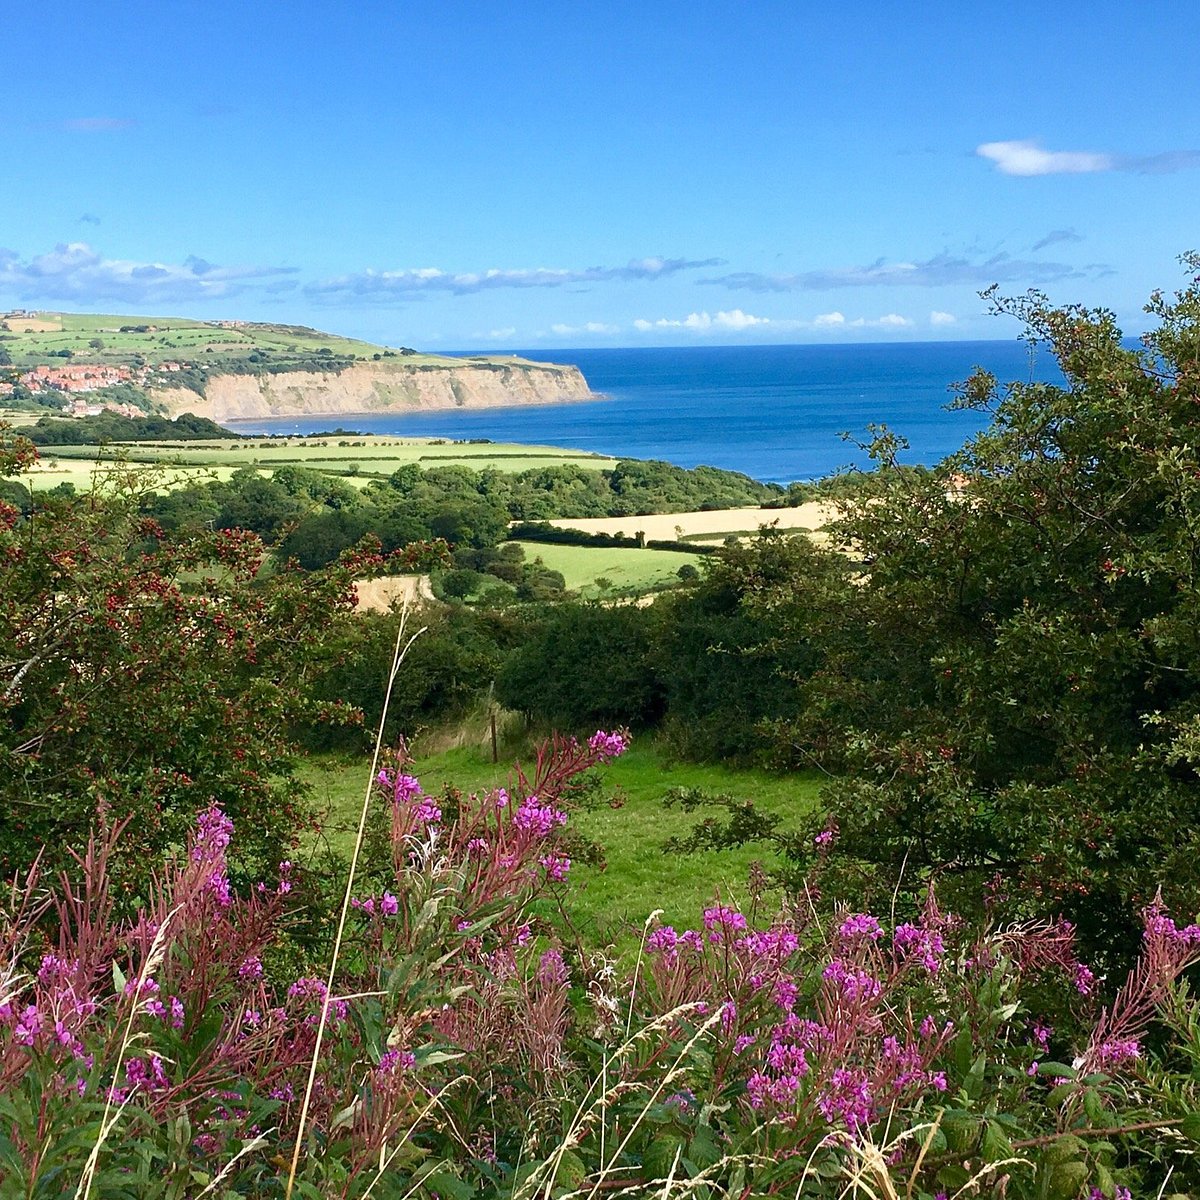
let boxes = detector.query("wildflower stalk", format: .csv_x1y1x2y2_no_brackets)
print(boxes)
75,904,180,1200
285,599,426,1200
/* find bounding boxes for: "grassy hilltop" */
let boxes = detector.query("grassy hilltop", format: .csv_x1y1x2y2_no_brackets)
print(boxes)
0,308,506,371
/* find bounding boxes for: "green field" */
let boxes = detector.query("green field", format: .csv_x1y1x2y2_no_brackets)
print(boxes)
14,435,620,488
513,540,703,596
302,740,820,945
1,310,463,369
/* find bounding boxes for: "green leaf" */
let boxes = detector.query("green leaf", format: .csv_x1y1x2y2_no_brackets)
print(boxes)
1180,1111,1200,1142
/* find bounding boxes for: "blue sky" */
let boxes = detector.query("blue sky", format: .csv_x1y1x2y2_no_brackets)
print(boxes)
2,0,1197,349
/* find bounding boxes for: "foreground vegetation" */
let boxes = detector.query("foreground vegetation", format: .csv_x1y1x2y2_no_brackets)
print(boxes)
4,261,1200,1195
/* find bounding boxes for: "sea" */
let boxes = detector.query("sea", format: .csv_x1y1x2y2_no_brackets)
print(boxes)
225,341,1058,484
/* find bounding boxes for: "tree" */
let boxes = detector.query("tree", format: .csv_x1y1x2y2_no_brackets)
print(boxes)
0,434,364,889
770,257,1200,963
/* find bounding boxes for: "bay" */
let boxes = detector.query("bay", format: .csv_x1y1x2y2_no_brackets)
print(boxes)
226,340,1057,483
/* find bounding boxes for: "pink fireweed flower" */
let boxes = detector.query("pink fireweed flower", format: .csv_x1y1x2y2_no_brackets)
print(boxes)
588,729,629,759
466,837,490,856
381,772,423,806
538,948,569,986
410,797,442,825
540,853,571,881
37,954,77,986
380,891,399,915
1074,962,1096,995
193,805,233,861
377,1049,416,1075
170,996,184,1028
821,960,882,1003
14,1005,42,1046
513,796,567,838
703,905,748,939
493,787,509,809
351,896,376,915
838,913,884,942
818,1066,874,1132
238,956,264,980
1094,1037,1141,1070
145,998,167,1020
647,926,678,954
893,923,945,974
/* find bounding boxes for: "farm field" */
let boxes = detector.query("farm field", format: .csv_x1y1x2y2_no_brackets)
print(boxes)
549,500,833,544
19,434,620,483
2,310,462,368
512,540,704,596
302,740,819,945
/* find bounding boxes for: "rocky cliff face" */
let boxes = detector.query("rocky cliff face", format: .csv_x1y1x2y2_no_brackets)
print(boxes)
152,360,594,421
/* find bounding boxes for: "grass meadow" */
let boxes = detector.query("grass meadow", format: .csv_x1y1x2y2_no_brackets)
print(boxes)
513,539,704,595
302,738,820,948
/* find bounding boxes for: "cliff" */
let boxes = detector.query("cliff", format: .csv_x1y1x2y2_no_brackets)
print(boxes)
151,359,595,422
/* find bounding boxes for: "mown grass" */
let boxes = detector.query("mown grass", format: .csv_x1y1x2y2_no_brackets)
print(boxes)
514,540,703,595
300,739,821,949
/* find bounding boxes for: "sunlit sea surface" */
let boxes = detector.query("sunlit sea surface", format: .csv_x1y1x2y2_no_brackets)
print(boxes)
225,341,1058,484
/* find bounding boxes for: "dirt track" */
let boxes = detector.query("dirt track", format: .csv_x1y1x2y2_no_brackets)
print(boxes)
353,574,436,613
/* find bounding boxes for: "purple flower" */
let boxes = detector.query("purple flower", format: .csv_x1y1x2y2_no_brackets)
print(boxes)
540,853,571,882
838,913,883,941
1074,962,1096,996
380,891,399,916
1094,1037,1141,1070
238,956,264,980
170,996,185,1028
14,1005,42,1046
588,730,629,759
513,796,567,838
193,805,233,861
894,923,945,973
703,905,747,935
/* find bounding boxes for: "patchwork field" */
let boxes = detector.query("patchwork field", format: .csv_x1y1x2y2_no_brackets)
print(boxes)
548,500,833,544
512,540,704,596
16,434,620,487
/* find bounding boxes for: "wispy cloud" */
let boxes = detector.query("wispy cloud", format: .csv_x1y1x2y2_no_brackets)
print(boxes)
930,310,957,326
1032,228,1082,252
0,242,297,304
306,256,722,300
978,139,1200,177
703,251,1096,293
78,213,102,226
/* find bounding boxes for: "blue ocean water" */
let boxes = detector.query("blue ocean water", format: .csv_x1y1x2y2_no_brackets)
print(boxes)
226,341,1055,483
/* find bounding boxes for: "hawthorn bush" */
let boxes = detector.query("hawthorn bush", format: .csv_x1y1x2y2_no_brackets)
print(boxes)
0,431,378,889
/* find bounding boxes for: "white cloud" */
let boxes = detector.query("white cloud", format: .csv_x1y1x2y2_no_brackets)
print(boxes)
976,139,1113,176
930,310,956,326
0,242,297,304
485,327,517,340
634,308,775,332
550,321,619,336
977,140,1200,178
633,308,914,336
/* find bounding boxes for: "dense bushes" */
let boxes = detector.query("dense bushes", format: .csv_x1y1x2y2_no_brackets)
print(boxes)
15,410,229,443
